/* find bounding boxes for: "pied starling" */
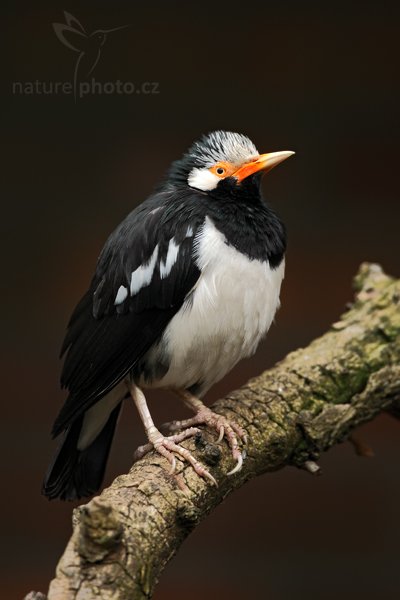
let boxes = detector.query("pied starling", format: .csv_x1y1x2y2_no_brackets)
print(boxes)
43,131,294,500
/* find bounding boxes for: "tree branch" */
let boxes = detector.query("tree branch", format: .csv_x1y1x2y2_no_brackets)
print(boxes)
29,263,400,600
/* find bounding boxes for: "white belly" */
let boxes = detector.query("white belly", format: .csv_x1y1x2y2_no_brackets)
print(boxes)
144,217,285,395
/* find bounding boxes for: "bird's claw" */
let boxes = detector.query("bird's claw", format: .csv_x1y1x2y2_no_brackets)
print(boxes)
134,427,217,486
165,408,247,476
227,450,244,476
217,425,225,443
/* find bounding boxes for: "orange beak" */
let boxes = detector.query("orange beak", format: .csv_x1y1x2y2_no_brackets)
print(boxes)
233,151,295,182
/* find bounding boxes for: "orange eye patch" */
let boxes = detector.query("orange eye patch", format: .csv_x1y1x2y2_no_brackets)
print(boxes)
209,161,237,178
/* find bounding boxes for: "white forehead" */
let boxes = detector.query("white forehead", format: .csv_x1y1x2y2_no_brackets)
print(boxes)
189,131,259,167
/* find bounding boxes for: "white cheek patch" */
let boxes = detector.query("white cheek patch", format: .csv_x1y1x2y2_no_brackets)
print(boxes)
188,167,220,191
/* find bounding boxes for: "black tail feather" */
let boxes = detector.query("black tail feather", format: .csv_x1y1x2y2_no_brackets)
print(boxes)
42,403,122,501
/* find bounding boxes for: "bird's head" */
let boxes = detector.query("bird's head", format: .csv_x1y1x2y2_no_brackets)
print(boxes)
167,131,294,194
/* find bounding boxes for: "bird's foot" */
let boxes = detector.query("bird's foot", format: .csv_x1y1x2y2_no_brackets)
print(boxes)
165,408,247,475
134,426,217,486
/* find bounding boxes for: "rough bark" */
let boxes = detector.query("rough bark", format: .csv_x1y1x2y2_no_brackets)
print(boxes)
29,263,400,600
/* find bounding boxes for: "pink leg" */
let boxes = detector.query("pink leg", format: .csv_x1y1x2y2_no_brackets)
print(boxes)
167,390,247,476
127,382,217,486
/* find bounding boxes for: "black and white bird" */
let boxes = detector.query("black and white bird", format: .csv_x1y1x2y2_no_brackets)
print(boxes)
43,131,294,500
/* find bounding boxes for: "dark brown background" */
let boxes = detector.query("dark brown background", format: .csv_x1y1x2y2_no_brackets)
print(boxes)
2,2,399,599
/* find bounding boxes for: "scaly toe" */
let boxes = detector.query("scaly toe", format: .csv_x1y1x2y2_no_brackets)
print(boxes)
133,442,153,461
133,427,199,463
160,438,218,486
134,427,217,486
228,420,247,444
159,409,247,478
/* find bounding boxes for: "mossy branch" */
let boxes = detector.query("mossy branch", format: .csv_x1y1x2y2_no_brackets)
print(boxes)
28,263,400,600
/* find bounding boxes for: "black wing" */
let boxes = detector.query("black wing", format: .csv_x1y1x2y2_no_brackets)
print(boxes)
53,189,205,436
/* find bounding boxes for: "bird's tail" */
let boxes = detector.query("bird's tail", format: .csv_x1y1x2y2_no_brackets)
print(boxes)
42,402,122,501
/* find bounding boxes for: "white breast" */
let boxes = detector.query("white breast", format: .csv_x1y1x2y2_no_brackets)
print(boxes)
145,217,285,396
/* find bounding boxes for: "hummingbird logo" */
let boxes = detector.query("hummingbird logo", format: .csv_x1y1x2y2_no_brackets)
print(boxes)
53,11,129,100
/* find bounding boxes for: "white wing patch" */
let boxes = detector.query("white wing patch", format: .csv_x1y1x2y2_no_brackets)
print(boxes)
114,235,184,305
160,238,180,279
114,285,128,305
130,244,159,296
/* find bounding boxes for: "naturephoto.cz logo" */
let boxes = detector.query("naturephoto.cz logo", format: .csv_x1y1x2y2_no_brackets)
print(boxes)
12,11,160,100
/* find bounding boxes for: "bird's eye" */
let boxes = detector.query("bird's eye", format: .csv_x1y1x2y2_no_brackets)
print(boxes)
209,162,234,178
